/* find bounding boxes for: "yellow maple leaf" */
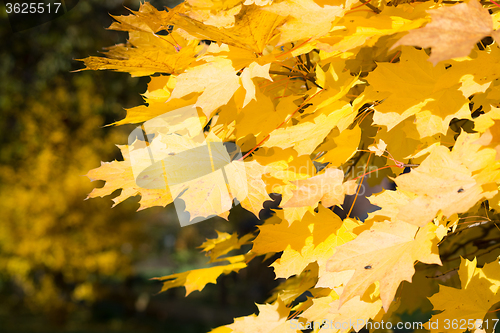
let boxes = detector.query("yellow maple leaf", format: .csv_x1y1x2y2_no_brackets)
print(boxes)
154,259,247,296
262,101,355,156
370,132,500,227
316,5,430,53
281,168,357,208
252,210,311,255
168,55,272,118
185,3,243,29
227,297,298,333
231,94,295,152
361,47,471,137
78,42,200,77
300,286,384,333
271,206,360,279
474,108,500,160
326,221,441,311
168,57,242,118
199,230,254,262
266,265,319,305
77,4,202,76
314,125,362,167
239,159,287,217
171,5,285,54
108,2,175,33
263,0,354,46
85,144,173,210
427,257,500,333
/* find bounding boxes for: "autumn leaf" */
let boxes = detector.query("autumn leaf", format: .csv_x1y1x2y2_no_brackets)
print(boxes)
252,210,311,255
168,57,242,118
314,125,361,167
81,0,500,331
154,258,247,296
265,0,347,45
281,168,357,208
199,231,254,262
262,100,357,157
474,108,500,160
316,6,430,53
270,206,360,279
326,221,441,311
300,287,384,333
171,5,286,54
427,257,500,333
78,43,199,77
361,47,471,137
369,132,500,227
85,144,173,211
392,0,500,65
107,2,175,33
226,297,298,333
368,139,387,157
266,266,318,305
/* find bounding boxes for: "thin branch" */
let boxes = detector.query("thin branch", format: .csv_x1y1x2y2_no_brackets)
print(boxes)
359,0,381,13
426,267,458,279
268,70,314,78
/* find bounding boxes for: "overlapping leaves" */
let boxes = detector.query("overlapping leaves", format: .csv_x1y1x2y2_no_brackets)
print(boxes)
82,0,500,331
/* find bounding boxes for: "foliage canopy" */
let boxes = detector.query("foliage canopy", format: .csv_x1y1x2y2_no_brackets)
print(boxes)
82,0,500,331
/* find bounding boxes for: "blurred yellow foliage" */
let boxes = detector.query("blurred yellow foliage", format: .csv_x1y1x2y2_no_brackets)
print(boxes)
0,74,146,315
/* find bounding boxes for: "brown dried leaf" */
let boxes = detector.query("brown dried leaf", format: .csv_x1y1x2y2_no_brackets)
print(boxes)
392,0,498,65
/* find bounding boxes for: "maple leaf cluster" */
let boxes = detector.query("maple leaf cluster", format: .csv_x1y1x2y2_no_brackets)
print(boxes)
81,0,500,331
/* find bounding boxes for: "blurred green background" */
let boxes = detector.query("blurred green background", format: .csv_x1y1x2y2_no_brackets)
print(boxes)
0,1,276,331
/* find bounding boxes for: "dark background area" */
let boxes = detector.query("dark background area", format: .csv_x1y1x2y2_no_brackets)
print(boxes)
0,1,280,332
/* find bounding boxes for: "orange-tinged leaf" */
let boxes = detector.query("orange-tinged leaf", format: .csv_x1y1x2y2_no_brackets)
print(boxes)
392,0,500,65
252,212,311,255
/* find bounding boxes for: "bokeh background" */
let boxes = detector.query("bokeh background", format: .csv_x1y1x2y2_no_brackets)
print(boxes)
0,1,280,332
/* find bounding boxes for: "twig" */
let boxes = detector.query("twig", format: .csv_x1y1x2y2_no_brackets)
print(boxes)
269,70,315,78
359,0,381,13
426,267,458,279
